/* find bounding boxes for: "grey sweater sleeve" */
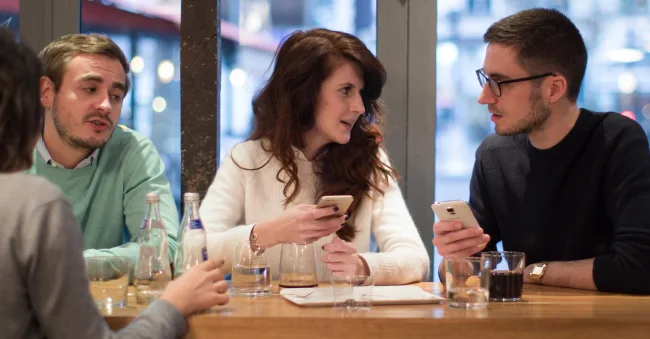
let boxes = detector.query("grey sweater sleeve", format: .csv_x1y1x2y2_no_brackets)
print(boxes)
22,197,187,339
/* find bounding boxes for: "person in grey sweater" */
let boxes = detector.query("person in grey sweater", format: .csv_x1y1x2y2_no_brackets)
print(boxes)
0,28,230,339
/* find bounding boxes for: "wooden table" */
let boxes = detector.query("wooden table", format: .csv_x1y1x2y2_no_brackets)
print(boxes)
102,283,650,338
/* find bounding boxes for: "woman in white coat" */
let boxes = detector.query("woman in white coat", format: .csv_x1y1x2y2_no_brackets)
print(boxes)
200,28,429,285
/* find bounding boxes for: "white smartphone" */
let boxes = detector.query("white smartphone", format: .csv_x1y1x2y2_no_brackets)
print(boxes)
316,195,354,217
431,200,480,228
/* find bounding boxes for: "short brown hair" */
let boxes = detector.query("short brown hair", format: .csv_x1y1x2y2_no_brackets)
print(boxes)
0,28,44,172
38,33,131,94
484,8,587,102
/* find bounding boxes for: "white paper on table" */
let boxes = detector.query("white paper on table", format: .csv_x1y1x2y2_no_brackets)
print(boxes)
280,285,446,307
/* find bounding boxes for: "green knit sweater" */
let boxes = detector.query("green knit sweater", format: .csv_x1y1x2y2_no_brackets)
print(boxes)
27,125,179,263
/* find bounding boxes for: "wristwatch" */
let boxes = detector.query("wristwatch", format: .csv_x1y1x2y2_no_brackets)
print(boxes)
529,262,550,283
249,225,265,256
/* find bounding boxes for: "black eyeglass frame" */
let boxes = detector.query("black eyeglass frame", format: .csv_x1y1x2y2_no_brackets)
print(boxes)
476,68,556,97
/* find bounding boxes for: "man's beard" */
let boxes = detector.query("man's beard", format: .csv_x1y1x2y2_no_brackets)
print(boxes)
51,98,113,150
495,88,551,136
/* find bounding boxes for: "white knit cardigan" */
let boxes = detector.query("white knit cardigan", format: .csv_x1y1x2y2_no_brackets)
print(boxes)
199,140,430,285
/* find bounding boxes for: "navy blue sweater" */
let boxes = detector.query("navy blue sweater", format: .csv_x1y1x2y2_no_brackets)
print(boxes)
470,109,650,294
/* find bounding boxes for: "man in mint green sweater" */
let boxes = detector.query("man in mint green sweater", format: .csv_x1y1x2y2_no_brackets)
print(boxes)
27,34,178,264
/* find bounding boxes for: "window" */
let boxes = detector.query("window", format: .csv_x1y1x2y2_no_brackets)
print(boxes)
219,0,377,161
469,0,491,14
434,0,650,279
81,0,182,212
0,0,19,34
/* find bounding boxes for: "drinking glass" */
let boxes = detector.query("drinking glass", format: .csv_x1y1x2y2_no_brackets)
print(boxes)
481,251,525,302
279,243,319,288
86,256,130,309
330,275,374,311
445,256,489,309
231,240,272,296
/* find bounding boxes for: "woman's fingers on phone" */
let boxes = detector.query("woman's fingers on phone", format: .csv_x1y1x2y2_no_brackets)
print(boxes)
309,206,339,220
311,217,344,231
315,214,341,221
297,204,318,211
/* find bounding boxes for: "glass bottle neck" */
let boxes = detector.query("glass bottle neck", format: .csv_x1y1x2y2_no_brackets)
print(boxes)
147,202,162,218
144,202,163,231
183,201,200,220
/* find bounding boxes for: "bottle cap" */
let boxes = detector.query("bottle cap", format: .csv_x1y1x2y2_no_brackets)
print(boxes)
145,192,160,203
183,192,200,202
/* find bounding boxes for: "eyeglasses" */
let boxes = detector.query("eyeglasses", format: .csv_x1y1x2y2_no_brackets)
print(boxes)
476,68,556,97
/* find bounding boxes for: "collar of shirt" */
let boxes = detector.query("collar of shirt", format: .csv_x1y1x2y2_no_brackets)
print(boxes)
36,137,99,169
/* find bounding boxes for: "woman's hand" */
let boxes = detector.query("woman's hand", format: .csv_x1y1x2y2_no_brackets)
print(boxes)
256,205,346,246
322,237,370,277
161,260,229,316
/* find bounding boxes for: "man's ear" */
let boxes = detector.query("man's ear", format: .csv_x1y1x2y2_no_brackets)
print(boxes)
547,75,567,104
40,77,55,109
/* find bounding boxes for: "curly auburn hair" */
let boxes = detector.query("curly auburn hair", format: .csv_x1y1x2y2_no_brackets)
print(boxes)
237,28,398,241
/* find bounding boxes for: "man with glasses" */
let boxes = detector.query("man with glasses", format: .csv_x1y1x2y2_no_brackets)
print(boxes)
433,8,650,294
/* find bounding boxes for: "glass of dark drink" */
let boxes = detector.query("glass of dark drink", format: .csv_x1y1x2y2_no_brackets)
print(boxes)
480,251,525,302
